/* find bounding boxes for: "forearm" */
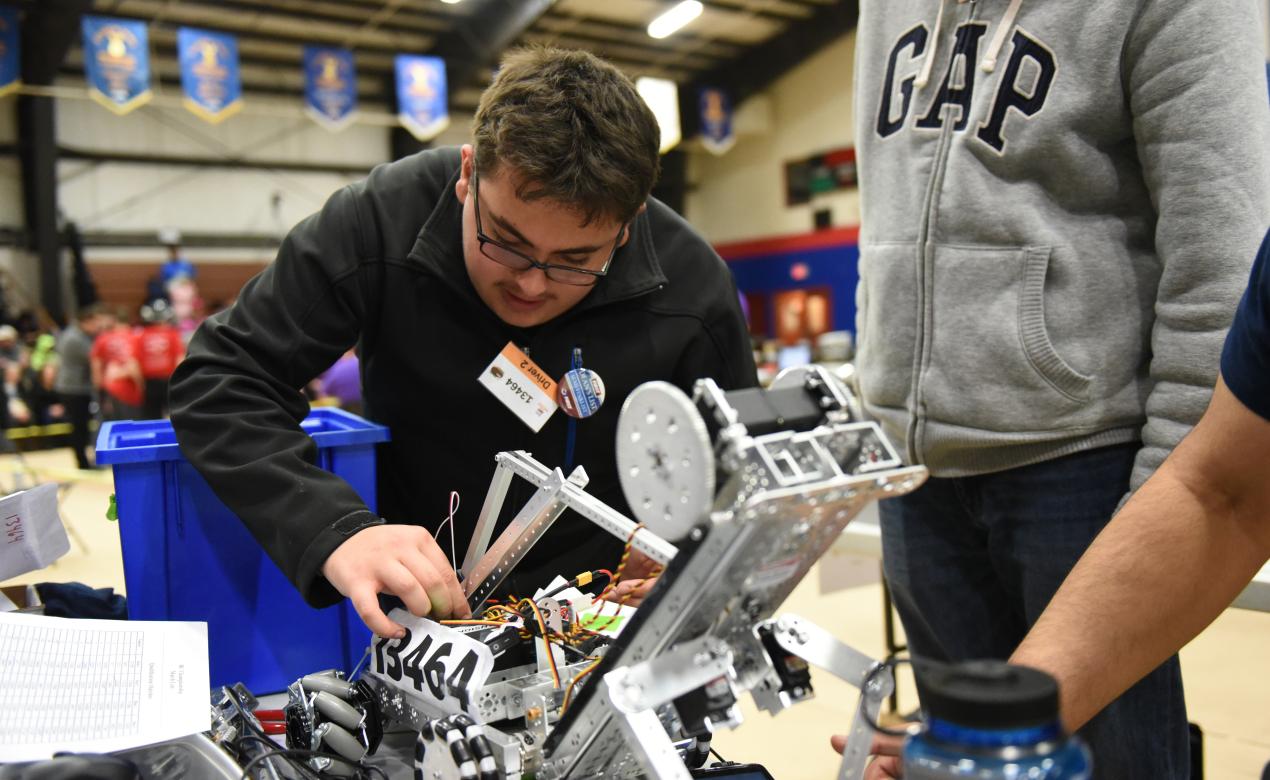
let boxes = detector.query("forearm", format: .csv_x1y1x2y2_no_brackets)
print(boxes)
171,306,375,606
1011,455,1268,731
169,186,377,605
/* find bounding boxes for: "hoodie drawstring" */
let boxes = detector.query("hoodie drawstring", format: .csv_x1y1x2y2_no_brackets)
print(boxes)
914,0,950,89
915,0,1023,88
981,0,1022,73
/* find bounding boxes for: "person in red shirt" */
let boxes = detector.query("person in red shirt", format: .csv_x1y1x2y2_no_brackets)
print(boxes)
136,301,185,419
90,310,144,420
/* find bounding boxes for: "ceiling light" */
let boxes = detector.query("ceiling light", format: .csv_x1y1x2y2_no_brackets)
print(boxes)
636,77,681,153
648,1,704,39
440,0,463,4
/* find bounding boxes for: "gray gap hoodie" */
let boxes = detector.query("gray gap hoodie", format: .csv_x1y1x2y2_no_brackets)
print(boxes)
854,0,1270,490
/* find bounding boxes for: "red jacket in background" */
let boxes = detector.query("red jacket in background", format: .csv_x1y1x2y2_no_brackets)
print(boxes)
137,324,184,379
91,328,143,407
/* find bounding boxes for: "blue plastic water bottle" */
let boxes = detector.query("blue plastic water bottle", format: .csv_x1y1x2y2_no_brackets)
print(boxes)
903,660,1092,779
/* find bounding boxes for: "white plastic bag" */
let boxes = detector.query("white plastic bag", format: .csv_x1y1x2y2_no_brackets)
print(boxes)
0,483,70,581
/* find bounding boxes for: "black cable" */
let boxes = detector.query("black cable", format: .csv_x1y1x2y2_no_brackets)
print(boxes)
222,684,389,780
542,570,613,599
861,658,920,738
559,642,592,662
239,747,388,780
233,735,324,780
221,686,272,743
709,747,727,764
237,748,316,780
220,687,323,780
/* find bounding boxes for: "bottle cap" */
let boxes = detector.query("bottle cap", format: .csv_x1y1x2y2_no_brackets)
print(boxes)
916,659,1060,730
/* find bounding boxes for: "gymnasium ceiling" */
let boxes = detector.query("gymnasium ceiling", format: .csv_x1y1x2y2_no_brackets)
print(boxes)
14,0,859,130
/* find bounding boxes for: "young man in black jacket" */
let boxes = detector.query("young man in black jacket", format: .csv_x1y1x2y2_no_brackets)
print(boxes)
169,47,757,639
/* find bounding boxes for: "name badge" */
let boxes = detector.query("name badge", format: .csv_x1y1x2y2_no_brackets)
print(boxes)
479,342,559,432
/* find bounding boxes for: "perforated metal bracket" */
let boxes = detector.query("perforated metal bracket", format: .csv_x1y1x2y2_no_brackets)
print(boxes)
606,636,734,713
463,465,587,609
462,451,678,610
598,636,734,780
763,614,894,780
603,679,692,780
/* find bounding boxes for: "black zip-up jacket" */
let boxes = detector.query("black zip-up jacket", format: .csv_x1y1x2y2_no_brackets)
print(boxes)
169,148,757,608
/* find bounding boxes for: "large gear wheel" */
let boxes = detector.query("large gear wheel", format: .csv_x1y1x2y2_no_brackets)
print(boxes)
615,382,714,542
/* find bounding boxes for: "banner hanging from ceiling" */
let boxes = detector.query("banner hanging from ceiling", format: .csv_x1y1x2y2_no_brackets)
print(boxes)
0,6,19,100
395,54,449,141
699,86,735,155
178,26,242,123
81,16,152,114
303,46,358,131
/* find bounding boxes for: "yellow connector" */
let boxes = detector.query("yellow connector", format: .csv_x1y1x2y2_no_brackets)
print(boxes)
575,571,594,587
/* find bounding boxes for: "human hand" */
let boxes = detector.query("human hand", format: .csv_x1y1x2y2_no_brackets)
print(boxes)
321,524,471,637
597,547,664,607
830,731,905,780
603,576,657,607
621,549,662,581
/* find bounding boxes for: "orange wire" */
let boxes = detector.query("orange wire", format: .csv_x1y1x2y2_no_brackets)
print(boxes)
560,657,604,714
589,523,645,629
521,598,560,688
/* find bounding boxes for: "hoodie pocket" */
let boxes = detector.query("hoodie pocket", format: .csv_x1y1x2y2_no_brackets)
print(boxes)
855,243,921,413
923,245,1091,428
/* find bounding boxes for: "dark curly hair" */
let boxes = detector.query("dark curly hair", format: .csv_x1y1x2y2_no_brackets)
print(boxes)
472,46,661,226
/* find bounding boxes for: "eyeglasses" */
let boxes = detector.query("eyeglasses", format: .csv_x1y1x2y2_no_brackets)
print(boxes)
472,172,625,287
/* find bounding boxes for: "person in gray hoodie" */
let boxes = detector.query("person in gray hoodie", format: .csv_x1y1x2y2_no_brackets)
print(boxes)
847,0,1270,775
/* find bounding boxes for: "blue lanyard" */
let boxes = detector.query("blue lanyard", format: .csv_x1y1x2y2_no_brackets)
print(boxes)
563,347,581,471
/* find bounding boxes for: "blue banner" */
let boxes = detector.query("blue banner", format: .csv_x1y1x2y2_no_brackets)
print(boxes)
0,6,19,99
699,86,735,155
178,26,242,123
395,55,449,141
82,16,151,114
303,46,357,130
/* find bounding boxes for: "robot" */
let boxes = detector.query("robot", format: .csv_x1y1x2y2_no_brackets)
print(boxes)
279,367,926,779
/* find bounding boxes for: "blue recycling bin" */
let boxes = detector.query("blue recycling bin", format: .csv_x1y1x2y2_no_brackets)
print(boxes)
96,408,390,694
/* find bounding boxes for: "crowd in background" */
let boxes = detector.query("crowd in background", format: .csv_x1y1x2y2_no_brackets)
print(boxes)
0,306,191,470
0,249,363,470
0,253,203,469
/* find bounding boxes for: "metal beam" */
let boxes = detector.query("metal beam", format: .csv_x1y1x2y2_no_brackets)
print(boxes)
0,226,24,245
431,0,555,98
78,230,283,249
103,0,437,53
679,0,858,139
18,95,62,323
19,0,92,84
531,12,744,57
54,65,401,106
1,225,282,250
651,150,687,217
166,0,451,36
18,0,93,324
705,0,816,23
57,146,375,177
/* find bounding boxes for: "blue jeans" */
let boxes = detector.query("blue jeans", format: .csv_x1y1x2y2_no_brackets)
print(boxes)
880,443,1189,779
